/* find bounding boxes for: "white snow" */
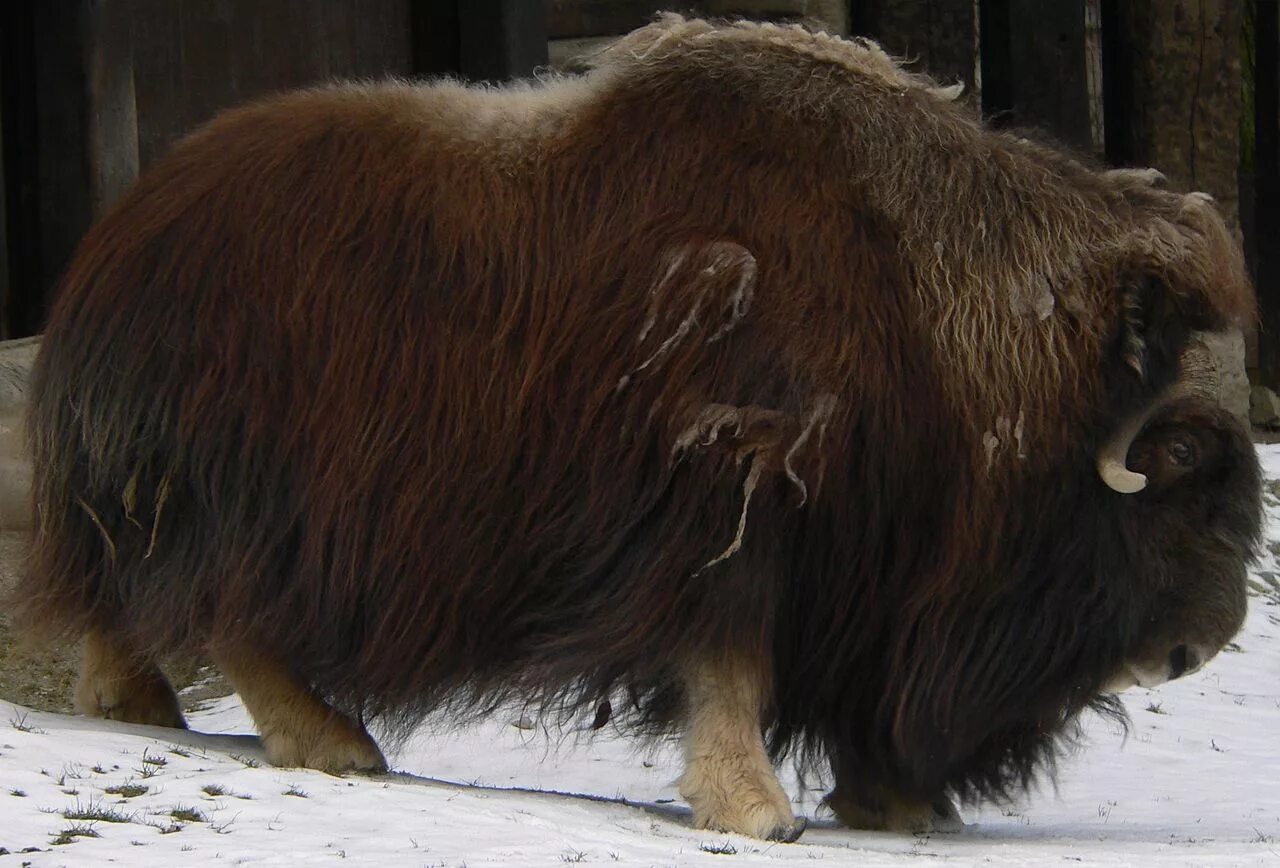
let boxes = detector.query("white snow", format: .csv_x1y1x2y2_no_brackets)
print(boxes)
3,451,1280,867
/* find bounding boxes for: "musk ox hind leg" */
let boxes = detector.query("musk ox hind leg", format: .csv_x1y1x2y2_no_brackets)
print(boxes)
825,784,963,833
210,642,387,775
678,659,806,842
75,629,187,729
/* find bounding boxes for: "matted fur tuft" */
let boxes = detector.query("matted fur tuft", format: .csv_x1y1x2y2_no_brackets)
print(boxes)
12,14,1260,813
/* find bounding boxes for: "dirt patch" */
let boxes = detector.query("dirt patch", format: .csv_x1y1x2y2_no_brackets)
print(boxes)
0,533,77,712
0,532,227,714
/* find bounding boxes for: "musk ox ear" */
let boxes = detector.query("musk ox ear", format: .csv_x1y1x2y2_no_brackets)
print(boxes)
1116,275,1188,386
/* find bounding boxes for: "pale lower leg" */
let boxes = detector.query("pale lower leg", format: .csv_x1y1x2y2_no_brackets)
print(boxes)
75,628,186,729
210,642,387,774
678,658,805,842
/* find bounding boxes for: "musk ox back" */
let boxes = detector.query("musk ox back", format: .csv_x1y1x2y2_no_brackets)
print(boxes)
10,14,1261,841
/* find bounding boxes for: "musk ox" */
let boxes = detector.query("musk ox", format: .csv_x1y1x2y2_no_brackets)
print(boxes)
9,14,1261,842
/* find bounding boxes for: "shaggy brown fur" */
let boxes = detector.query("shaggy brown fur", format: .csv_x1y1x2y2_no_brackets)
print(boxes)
11,14,1260,838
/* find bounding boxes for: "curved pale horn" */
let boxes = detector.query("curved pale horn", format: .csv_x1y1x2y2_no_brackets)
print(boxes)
1098,454,1147,493
1096,384,1185,494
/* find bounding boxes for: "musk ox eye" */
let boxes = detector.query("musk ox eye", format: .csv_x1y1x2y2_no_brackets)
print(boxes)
1166,437,1197,468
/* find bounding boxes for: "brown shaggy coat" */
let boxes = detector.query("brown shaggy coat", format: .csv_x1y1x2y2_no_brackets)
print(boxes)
13,15,1259,811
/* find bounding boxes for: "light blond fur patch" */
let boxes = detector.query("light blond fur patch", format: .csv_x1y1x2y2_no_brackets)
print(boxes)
211,643,387,774
679,659,802,841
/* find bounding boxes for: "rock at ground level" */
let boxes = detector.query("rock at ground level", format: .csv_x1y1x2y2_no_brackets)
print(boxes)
0,337,37,531
1252,385,1280,429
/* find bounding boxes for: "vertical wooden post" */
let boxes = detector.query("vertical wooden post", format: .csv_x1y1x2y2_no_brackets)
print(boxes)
0,58,9,340
30,0,93,333
850,0,978,92
979,0,1014,119
413,0,548,83
546,1,661,40
1257,0,1280,383
21,0,140,333
1005,0,1093,151
1,2,37,338
979,0,1094,152
1099,0,1132,164
459,0,549,82
411,0,463,78
1109,1,1244,234
84,0,139,217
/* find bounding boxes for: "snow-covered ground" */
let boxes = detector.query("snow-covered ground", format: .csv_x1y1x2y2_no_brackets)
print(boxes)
3,452,1280,867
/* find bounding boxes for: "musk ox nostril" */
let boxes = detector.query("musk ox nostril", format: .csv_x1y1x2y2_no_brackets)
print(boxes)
1168,644,1192,680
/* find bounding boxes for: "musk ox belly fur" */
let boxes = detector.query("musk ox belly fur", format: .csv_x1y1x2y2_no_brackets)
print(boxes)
13,14,1262,837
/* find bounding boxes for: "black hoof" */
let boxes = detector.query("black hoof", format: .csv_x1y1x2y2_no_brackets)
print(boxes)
767,817,808,843
931,797,964,833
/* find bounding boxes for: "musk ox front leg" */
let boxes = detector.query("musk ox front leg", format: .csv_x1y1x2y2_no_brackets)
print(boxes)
679,659,805,842
210,642,387,774
75,629,187,729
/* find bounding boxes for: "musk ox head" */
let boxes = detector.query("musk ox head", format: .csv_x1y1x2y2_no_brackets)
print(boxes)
1099,384,1259,693
1086,261,1260,694
11,12,1263,843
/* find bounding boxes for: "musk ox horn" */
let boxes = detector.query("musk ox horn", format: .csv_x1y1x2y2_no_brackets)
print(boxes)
1097,439,1150,493
1098,387,1187,494
1097,337,1221,493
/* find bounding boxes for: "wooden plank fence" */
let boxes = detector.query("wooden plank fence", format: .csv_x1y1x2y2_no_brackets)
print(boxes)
1,0,1276,387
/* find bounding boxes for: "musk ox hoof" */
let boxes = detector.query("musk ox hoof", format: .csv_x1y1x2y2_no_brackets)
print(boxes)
261,718,389,775
922,796,964,833
690,801,807,843
766,817,808,843
681,766,804,841
826,789,963,833
74,638,188,730
75,675,188,730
